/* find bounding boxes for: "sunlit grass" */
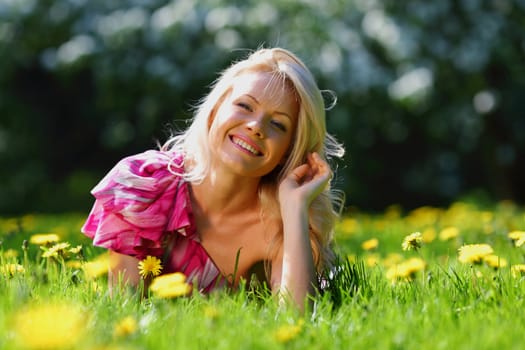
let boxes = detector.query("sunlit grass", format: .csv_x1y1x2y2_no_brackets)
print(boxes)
1,201,524,349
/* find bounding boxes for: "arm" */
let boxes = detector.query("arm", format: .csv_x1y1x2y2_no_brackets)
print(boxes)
274,152,332,311
108,251,141,295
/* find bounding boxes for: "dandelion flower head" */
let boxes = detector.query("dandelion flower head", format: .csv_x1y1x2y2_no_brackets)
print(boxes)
29,233,60,245
508,231,525,247
113,316,138,338
439,227,459,241
150,272,191,298
402,232,423,251
138,255,163,278
11,302,85,350
458,244,493,264
274,319,304,343
361,238,379,251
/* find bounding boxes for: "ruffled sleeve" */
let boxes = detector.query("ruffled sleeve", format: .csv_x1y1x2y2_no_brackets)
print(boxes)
81,150,195,260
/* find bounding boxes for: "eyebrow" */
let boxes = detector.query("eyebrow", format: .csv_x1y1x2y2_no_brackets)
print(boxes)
244,94,293,119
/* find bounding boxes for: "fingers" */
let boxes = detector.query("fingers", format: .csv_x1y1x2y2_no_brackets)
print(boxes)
307,152,332,181
283,152,332,186
287,163,310,183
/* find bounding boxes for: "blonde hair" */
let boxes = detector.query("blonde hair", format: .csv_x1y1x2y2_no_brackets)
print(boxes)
162,47,345,273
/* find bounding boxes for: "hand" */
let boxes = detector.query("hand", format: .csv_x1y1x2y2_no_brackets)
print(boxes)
278,152,332,208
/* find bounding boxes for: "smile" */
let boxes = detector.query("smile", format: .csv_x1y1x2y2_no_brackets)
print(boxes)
230,136,262,156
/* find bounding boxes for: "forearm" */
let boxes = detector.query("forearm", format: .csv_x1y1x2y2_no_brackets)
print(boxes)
108,251,141,295
279,203,317,310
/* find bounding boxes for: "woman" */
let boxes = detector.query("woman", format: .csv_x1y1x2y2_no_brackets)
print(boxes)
82,47,345,310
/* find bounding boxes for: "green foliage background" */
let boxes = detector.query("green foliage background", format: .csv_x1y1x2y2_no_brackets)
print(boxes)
0,0,524,214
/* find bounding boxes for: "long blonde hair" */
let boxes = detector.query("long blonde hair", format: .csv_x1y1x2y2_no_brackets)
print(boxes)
162,47,345,273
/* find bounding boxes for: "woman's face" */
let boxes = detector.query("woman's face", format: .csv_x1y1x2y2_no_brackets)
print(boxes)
208,72,299,178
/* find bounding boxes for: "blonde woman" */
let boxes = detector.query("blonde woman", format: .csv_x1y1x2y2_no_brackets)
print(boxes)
82,47,345,310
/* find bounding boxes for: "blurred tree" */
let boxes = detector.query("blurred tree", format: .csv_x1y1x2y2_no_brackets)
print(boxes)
0,0,523,214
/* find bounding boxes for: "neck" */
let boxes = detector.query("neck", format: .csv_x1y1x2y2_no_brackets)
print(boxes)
190,170,261,216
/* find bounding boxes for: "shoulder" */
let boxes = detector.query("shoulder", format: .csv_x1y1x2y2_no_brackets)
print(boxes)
82,149,194,258
92,149,185,194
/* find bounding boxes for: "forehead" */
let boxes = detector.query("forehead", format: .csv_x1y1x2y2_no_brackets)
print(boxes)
230,72,299,116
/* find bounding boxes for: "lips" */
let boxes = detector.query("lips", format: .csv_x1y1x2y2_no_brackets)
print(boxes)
230,135,263,156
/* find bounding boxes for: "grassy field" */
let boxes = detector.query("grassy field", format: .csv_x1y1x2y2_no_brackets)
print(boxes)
1,200,524,349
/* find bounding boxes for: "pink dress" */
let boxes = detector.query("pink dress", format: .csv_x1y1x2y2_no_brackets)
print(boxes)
81,150,224,292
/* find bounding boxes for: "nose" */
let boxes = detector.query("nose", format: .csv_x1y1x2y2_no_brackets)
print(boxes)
245,117,265,138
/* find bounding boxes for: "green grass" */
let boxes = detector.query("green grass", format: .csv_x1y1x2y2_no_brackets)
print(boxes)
1,201,524,350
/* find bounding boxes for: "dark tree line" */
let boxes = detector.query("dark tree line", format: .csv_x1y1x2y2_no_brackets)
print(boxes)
0,0,523,214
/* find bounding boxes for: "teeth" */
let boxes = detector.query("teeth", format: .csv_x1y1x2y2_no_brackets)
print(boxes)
233,138,260,155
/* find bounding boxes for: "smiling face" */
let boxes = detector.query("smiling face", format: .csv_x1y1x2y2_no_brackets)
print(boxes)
208,72,300,178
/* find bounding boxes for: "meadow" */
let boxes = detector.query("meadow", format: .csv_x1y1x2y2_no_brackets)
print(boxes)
1,200,524,350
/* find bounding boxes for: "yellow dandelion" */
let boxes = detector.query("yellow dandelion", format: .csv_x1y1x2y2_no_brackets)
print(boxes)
508,231,525,247
138,256,162,278
458,244,493,264
113,316,138,338
510,264,525,278
41,242,71,258
83,253,112,279
66,260,83,269
338,217,359,235
361,238,379,251
364,253,381,267
29,233,60,245
11,302,86,350
421,227,436,243
203,306,220,320
274,319,304,343
382,253,404,268
402,232,423,251
439,227,459,241
482,254,507,268
69,245,83,254
386,257,426,282
0,218,19,233
2,249,19,259
0,263,25,277
150,272,191,298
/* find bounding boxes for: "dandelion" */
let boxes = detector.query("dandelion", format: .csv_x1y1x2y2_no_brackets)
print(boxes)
482,254,507,268
149,272,191,298
113,316,138,338
508,231,525,247
382,253,404,268
69,245,82,254
2,249,19,259
274,319,304,343
458,244,493,264
364,253,381,267
421,227,436,243
41,242,71,259
338,217,359,235
29,233,60,245
138,256,163,278
402,232,423,251
66,260,83,269
510,264,525,278
11,302,85,350
0,263,25,277
386,257,426,282
439,227,459,241
361,238,379,251
203,306,220,320
83,253,112,279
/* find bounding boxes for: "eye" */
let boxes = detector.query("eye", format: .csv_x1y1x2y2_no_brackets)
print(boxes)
271,120,287,132
236,102,253,112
